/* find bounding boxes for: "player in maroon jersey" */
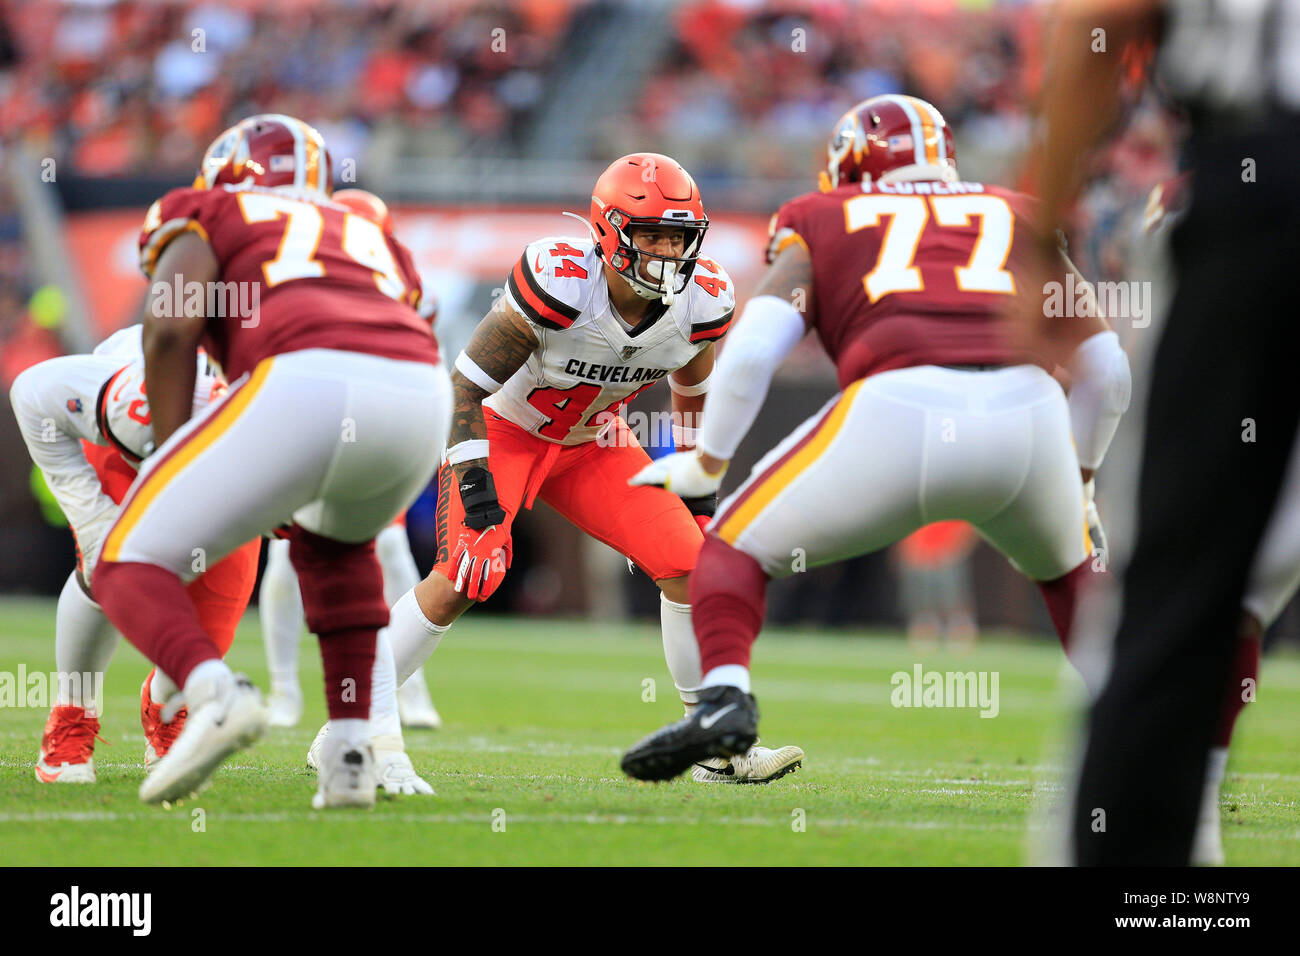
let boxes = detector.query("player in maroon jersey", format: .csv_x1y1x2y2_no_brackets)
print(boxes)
92,114,450,807
623,95,1134,780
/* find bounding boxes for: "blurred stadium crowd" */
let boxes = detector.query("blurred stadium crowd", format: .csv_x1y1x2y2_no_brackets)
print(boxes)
1,0,584,176
0,0,1176,259
632,0,1039,184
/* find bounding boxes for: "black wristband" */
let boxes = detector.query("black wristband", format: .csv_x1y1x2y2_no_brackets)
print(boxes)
682,493,718,519
458,466,506,530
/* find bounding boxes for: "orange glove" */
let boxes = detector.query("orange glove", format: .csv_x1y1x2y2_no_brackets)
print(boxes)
449,524,512,601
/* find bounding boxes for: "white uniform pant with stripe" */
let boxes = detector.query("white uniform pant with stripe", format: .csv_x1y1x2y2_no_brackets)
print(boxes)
102,349,450,577
712,364,1089,582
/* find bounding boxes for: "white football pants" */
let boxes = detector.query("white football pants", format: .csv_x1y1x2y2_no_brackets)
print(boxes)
713,364,1089,582
102,349,450,574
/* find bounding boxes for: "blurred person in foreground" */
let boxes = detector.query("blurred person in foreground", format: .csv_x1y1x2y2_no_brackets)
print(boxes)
1026,0,1300,864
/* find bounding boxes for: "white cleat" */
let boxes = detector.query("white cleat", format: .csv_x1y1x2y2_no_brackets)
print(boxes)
312,733,376,809
306,722,328,770
1191,778,1226,866
36,757,96,784
691,741,804,784
139,673,267,804
266,686,303,728
313,728,431,795
398,669,442,729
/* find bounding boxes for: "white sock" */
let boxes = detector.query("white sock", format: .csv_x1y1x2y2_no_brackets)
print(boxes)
150,669,179,704
703,664,751,694
330,717,369,749
258,538,304,692
660,594,703,709
376,524,421,606
54,571,117,715
377,530,437,699
369,627,403,740
387,588,452,685
183,658,233,709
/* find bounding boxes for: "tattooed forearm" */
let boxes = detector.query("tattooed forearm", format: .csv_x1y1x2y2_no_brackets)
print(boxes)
448,299,539,482
448,372,490,481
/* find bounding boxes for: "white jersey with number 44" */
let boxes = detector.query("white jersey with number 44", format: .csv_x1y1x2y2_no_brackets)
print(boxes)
487,236,736,445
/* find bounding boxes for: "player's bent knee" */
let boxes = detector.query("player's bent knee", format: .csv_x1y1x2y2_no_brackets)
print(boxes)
287,526,387,635
656,573,691,605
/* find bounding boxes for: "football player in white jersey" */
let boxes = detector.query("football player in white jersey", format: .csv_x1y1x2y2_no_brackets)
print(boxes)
373,152,803,783
9,326,262,782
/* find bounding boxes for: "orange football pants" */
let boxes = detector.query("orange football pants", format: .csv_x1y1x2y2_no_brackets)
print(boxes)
433,410,702,583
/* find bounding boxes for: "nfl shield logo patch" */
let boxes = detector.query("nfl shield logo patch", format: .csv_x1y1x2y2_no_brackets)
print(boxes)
620,346,640,361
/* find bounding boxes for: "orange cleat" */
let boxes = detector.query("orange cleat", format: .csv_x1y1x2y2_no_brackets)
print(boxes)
36,706,103,783
141,670,188,766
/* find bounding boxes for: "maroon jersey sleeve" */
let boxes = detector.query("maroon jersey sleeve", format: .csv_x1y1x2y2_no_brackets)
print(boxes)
139,186,438,379
388,234,436,326
765,195,825,329
139,188,220,279
772,183,1044,388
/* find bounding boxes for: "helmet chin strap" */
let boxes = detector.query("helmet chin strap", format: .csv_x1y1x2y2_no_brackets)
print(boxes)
636,257,678,305
654,260,678,306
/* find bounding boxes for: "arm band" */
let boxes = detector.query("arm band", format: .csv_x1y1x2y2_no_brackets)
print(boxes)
1068,330,1132,471
672,423,699,449
454,351,504,394
697,295,806,461
668,371,711,397
446,439,490,466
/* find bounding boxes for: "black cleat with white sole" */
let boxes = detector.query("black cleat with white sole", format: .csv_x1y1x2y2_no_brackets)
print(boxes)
621,684,759,782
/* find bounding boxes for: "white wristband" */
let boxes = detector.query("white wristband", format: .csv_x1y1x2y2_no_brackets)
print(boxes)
672,423,699,448
446,439,489,465
669,371,711,397
455,351,503,394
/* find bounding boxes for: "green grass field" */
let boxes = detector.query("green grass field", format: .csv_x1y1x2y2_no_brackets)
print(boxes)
1,596,1297,866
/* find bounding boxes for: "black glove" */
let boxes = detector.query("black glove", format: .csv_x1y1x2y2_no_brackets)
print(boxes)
458,466,506,530
682,493,718,520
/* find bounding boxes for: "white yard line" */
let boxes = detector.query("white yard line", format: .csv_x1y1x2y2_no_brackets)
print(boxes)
0,809,1025,830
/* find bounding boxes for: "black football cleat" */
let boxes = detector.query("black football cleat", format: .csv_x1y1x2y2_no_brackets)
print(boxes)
621,685,759,782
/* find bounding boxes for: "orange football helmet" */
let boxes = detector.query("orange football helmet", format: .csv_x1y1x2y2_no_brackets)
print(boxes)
589,152,708,303
195,114,332,198
820,95,957,191
333,188,394,233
